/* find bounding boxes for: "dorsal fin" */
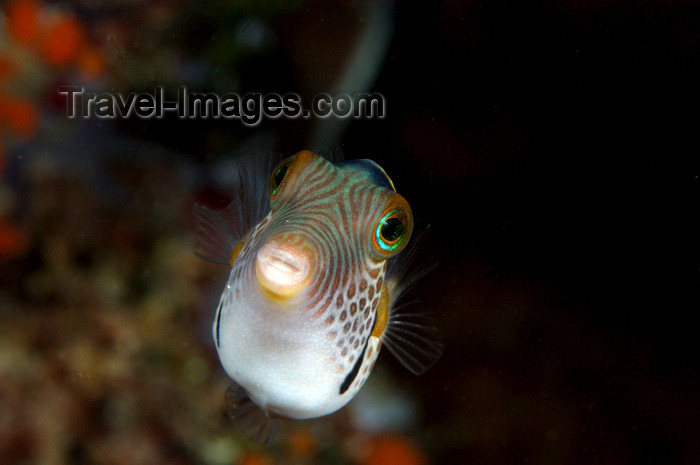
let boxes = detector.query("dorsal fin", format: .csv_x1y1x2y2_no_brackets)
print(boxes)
381,223,444,375
194,151,283,264
319,146,346,163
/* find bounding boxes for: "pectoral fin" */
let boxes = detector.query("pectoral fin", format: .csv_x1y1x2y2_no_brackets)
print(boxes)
225,383,278,445
382,223,444,375
193,151,283,265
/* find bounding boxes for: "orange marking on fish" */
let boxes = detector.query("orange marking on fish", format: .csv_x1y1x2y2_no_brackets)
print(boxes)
371,283,390,339
229,241,245,267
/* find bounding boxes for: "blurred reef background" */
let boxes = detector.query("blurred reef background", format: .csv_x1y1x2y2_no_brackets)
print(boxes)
0,0,698,464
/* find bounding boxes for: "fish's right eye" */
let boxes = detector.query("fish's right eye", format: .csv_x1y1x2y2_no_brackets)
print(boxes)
269,157,294,197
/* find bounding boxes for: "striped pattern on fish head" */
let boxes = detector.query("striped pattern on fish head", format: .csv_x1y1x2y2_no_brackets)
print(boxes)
217,150,413,419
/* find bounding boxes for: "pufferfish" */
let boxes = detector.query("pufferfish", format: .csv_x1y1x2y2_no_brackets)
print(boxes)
194,150,442,444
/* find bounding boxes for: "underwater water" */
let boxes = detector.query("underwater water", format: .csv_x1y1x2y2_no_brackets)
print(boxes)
1,1,698,464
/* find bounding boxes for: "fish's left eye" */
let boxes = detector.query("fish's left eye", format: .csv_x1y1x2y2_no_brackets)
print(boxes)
269,157,294,198
372,207,412,259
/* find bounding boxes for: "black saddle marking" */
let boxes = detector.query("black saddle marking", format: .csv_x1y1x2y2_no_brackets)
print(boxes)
215,300,223,349
339,342,368,395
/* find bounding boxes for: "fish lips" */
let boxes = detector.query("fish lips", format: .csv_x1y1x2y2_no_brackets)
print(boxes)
255,239,313,304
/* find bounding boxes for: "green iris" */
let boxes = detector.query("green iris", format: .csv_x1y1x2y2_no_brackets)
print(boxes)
376,210,406,252
270,162,290,197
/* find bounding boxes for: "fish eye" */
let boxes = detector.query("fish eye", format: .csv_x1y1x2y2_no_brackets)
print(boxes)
372,207,412,259
380,216,404,243
269,157,294,197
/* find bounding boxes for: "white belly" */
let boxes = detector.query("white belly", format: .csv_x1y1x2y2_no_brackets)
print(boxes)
215,295,348,418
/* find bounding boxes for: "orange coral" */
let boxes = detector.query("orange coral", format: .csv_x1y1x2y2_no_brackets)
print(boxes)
0,0,103,155
286,427,317,458
238,451,273,465
6,0,40,45
5,0,97,70
0,218,27,259
0,54,17,79
362,434,428,465
40,15,85,66
0,95,38,138
77,48,105,79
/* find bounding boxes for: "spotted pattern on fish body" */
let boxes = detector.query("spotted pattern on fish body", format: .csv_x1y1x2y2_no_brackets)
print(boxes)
194,150,443,445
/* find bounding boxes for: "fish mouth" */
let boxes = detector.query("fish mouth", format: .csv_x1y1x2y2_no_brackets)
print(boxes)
255,240,311,301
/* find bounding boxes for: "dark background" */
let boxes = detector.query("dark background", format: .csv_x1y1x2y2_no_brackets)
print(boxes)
364,3,698,463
